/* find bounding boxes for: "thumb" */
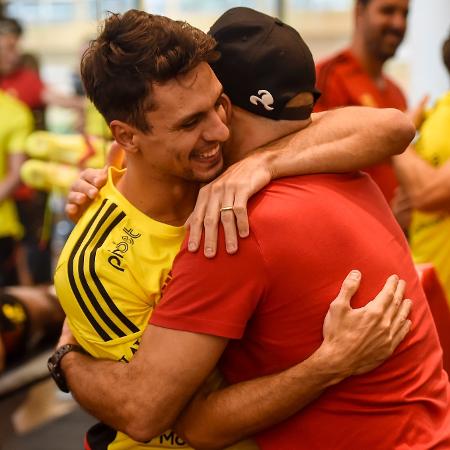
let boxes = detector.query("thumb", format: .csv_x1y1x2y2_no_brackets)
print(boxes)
334,270,362,307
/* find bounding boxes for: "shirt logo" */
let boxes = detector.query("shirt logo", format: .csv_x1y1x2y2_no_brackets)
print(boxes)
250,89,274,111
107,227,141,272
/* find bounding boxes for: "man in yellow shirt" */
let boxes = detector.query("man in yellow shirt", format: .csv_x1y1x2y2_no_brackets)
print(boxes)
0,90,33,286
53,9,414,450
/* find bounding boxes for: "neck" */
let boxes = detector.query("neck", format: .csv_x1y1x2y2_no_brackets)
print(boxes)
350,35,384,80
116,158,199,226
225,108,311,165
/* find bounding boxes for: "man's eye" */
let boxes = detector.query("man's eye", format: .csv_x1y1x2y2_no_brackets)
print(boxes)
181,118,199,129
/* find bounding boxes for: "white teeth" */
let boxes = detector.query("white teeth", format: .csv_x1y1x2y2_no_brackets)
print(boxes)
198,146,219,159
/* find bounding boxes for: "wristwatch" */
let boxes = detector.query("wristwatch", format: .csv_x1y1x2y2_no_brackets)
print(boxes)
47,344,87,393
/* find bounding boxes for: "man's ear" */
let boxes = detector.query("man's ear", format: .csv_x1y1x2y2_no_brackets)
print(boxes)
110,120,139,154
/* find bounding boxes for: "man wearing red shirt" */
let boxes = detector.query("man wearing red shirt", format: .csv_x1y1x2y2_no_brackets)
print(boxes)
315,0,409,205
58,8,449,450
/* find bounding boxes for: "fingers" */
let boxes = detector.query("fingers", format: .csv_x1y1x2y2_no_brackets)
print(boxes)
386,279,406,321
71,177,99,200
371,274,400,311
187,187,209,253
220,190,238,255
390,298,412,340
333,270,362,307
203,194,221,258
233,190,250,238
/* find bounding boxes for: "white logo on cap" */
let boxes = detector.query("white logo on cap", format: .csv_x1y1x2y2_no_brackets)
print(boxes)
249,90,274,111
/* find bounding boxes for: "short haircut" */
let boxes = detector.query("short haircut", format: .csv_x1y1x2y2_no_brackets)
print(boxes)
0,17,23,37
80,9,218,132
443,32,450,75
356,0,372,7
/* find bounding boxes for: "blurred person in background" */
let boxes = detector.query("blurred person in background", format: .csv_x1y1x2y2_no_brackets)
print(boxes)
0,89,33,287
0,284,64,373
0,15,85,285
0,16,85,129
394,31,450,302
315,0,408,209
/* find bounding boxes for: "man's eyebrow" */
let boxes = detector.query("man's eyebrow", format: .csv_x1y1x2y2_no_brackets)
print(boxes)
171,88,225,130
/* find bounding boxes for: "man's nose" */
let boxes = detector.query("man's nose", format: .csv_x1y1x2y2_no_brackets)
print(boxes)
203,111,230,143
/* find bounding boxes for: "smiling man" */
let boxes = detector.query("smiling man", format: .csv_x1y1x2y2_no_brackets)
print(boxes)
315,0,409,205
52,8,418,450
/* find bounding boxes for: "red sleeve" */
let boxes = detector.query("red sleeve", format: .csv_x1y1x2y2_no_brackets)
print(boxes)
150,230,267,339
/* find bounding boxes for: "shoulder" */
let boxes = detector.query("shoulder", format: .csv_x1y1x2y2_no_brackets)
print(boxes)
316,49,356,80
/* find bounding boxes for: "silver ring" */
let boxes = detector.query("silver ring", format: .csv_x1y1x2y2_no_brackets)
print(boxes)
220,206,234,213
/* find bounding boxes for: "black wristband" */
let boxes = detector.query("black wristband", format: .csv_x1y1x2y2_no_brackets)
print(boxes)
47,344,87,393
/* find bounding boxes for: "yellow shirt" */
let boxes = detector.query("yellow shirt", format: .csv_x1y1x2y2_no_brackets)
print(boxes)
409,92,450,302
55,167,258,450
0,91,33,239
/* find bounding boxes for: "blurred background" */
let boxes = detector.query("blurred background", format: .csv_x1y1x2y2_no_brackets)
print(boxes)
1,0,449,130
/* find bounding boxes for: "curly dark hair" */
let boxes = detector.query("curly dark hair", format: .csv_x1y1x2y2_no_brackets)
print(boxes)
81,9,218,132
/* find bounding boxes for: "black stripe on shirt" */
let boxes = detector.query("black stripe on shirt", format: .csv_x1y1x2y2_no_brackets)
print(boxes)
77,202,128,339
89,209,140,334
67,199,112,341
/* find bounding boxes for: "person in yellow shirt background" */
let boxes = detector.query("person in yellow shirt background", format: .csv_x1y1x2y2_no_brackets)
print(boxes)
0,89,33,286
394,31,450,302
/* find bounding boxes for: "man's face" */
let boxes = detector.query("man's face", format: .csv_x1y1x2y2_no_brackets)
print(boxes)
0,33,21,75
132,62,230,184
357,0,409,62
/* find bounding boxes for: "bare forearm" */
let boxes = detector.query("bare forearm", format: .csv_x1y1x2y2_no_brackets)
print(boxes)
62,353,176,441
394,147,450,212
175,345,343,449
62,353,138,431
262,107,414,179
60,326,227,443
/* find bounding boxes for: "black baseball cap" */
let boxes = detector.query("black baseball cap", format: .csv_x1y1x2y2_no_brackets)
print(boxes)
208,7,320,121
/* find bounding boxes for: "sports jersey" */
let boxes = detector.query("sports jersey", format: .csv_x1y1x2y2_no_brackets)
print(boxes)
315,49,407,204
409,92,450,302
0,91,33,239
152,173,450,450
55,167,258,450
0,67,45,109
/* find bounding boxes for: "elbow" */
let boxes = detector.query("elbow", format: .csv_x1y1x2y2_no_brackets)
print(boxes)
123,420,165,444
176,422,234,450
121,402,172,443
384,109,416,155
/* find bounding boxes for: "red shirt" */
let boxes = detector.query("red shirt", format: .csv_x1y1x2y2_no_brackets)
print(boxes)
315,49,408,205
152,173,450,450
0,67,45,109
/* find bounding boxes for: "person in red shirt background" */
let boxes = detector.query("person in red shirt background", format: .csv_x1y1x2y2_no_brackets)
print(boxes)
315,0,408,206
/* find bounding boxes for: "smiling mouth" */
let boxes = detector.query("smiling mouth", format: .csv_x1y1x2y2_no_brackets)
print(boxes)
192,145,221,161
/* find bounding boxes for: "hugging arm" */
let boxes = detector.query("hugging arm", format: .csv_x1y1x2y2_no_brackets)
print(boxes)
174,273,411,449
58,272,411,447
187,107,415,256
